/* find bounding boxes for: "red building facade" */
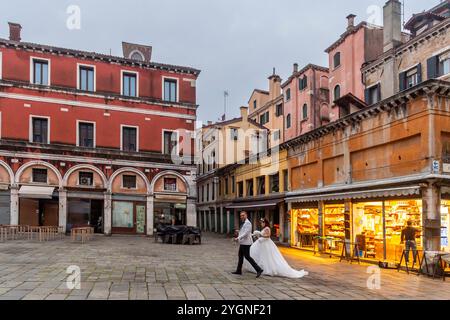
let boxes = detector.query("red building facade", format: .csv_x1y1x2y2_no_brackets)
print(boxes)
0,22,200,235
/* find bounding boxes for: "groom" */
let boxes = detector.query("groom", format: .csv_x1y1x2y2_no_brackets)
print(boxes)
232,211,264,278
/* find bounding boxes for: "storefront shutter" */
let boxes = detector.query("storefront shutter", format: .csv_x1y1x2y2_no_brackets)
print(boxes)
427,56,439,79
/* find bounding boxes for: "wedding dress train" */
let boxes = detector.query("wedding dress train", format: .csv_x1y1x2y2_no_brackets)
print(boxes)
243,227,308,279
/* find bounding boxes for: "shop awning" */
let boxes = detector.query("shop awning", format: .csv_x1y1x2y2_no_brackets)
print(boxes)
286,186,421,203
227,199,283,210
19,186,55,199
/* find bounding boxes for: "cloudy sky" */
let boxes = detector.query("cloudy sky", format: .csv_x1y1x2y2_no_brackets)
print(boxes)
0,0,428,123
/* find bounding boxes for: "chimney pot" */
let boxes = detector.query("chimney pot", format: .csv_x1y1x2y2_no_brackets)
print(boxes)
8,22,22,42
293,63,299,73
346,14,356,30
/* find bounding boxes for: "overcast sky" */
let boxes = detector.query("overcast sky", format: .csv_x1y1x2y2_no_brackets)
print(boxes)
0,0,429,123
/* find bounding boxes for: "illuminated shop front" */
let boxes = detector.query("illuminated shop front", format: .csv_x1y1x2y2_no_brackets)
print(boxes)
323,203,347,254
441,200,450,252
291,204,319,250
353,199,423,262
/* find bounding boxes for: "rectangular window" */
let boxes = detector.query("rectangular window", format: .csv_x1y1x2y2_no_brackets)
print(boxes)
79,66,95,92
31,117,49,144
78,122,95,148
122,72,137,97
257,176,266,195
230,128,239,141
79,172,94,186
406,69,418,88
206,184,210,202
122,175,137,189
32,168,47,183
32,59,49,85
164,178,177,191
275,104,283,117
365,84,381,105
225,177,229,195
246,179,254,197
285,88,291,101
231,176,236,194
163,131,178,155
440,53,450,76
122,126,138,152
283,169,289,192
269,174,280,193
260,112,269,125
237,181,244,198
164,78,177,102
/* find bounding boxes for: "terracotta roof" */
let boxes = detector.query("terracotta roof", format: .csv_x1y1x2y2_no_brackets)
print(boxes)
281,64,329,88
334,93,367,110
0,38,201,76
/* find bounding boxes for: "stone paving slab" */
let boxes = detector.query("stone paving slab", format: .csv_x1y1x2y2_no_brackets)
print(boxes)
0,233,450,300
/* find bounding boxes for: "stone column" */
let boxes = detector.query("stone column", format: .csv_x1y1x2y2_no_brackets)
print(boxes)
146,195,154,236
208,210,212,232
226,209,231,234
422,183,441,251
214,207,219,233
279,202,285,243
318,201,325,252
203,211,207,231
10,185,19,225
186,198,197,227
104,191,112,236
58,189,67,230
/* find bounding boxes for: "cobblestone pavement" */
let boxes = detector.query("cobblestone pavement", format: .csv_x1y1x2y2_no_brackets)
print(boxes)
0,233,449,300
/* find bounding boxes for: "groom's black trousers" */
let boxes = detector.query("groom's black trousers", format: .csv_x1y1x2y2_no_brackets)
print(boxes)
236,245,262,273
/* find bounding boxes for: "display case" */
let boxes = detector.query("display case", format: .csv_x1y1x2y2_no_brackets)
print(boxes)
294,208,319,248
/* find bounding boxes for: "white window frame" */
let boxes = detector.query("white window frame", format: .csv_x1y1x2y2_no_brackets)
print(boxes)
29,115,50,144
30,56,51,85
121,174,138,190
120,125,139,152
0,51,3,80
76,120,96,148
162,129,180,155
163,177,178,192
77,63,97,92
78,171,94,187
162,76,179,103
120,70,139,97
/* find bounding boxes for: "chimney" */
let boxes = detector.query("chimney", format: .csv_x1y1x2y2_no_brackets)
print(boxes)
240,106,249,121
268,68,282,100
383,0,402,53
8,22,22,42
207,121,213,126
293,63,299,73
346,14,356,30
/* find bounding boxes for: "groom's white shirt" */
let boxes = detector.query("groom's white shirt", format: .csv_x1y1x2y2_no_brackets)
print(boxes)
237,219,253,245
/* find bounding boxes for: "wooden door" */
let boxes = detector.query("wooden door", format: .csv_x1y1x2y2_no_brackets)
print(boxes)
43,201,59,226
19,199,39,226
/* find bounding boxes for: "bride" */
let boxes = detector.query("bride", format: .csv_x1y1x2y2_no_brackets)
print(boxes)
244,218,308,278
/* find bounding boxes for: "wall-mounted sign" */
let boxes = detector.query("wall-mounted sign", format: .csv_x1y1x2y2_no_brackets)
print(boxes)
433,160,440,174
443,163,450,173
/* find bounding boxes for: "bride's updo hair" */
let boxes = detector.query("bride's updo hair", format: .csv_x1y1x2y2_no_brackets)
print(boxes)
261,218,270,228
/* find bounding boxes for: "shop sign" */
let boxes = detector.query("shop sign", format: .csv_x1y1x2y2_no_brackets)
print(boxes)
443,163,450,173
432,160,440,174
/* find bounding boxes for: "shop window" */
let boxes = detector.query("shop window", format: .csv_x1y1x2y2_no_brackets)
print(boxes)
256,176,266,195
269,174,279,193
246,179,254,197
79,172,94,186
164,178,177,192
32,168,48,183
353,202,384,260
32,59,49,85
122,72,138,97
31,117,49,144
324,204,346,254
441,200,450,251
292,208,319,249
122,175,137,189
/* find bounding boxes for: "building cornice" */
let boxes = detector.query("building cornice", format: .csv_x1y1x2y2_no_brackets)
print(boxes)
0,38,201,76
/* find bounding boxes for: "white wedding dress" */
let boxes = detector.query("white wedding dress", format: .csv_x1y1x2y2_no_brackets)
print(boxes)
243,227,308,278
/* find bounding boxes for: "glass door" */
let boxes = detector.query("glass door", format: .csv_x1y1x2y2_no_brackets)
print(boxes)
136,204,146,235
112,201,135,234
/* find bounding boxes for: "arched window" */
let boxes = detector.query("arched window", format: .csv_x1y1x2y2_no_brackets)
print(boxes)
286,114,291,129
334,85,341,101
333,52,341,69
302,104,308,119
130,51,145,62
